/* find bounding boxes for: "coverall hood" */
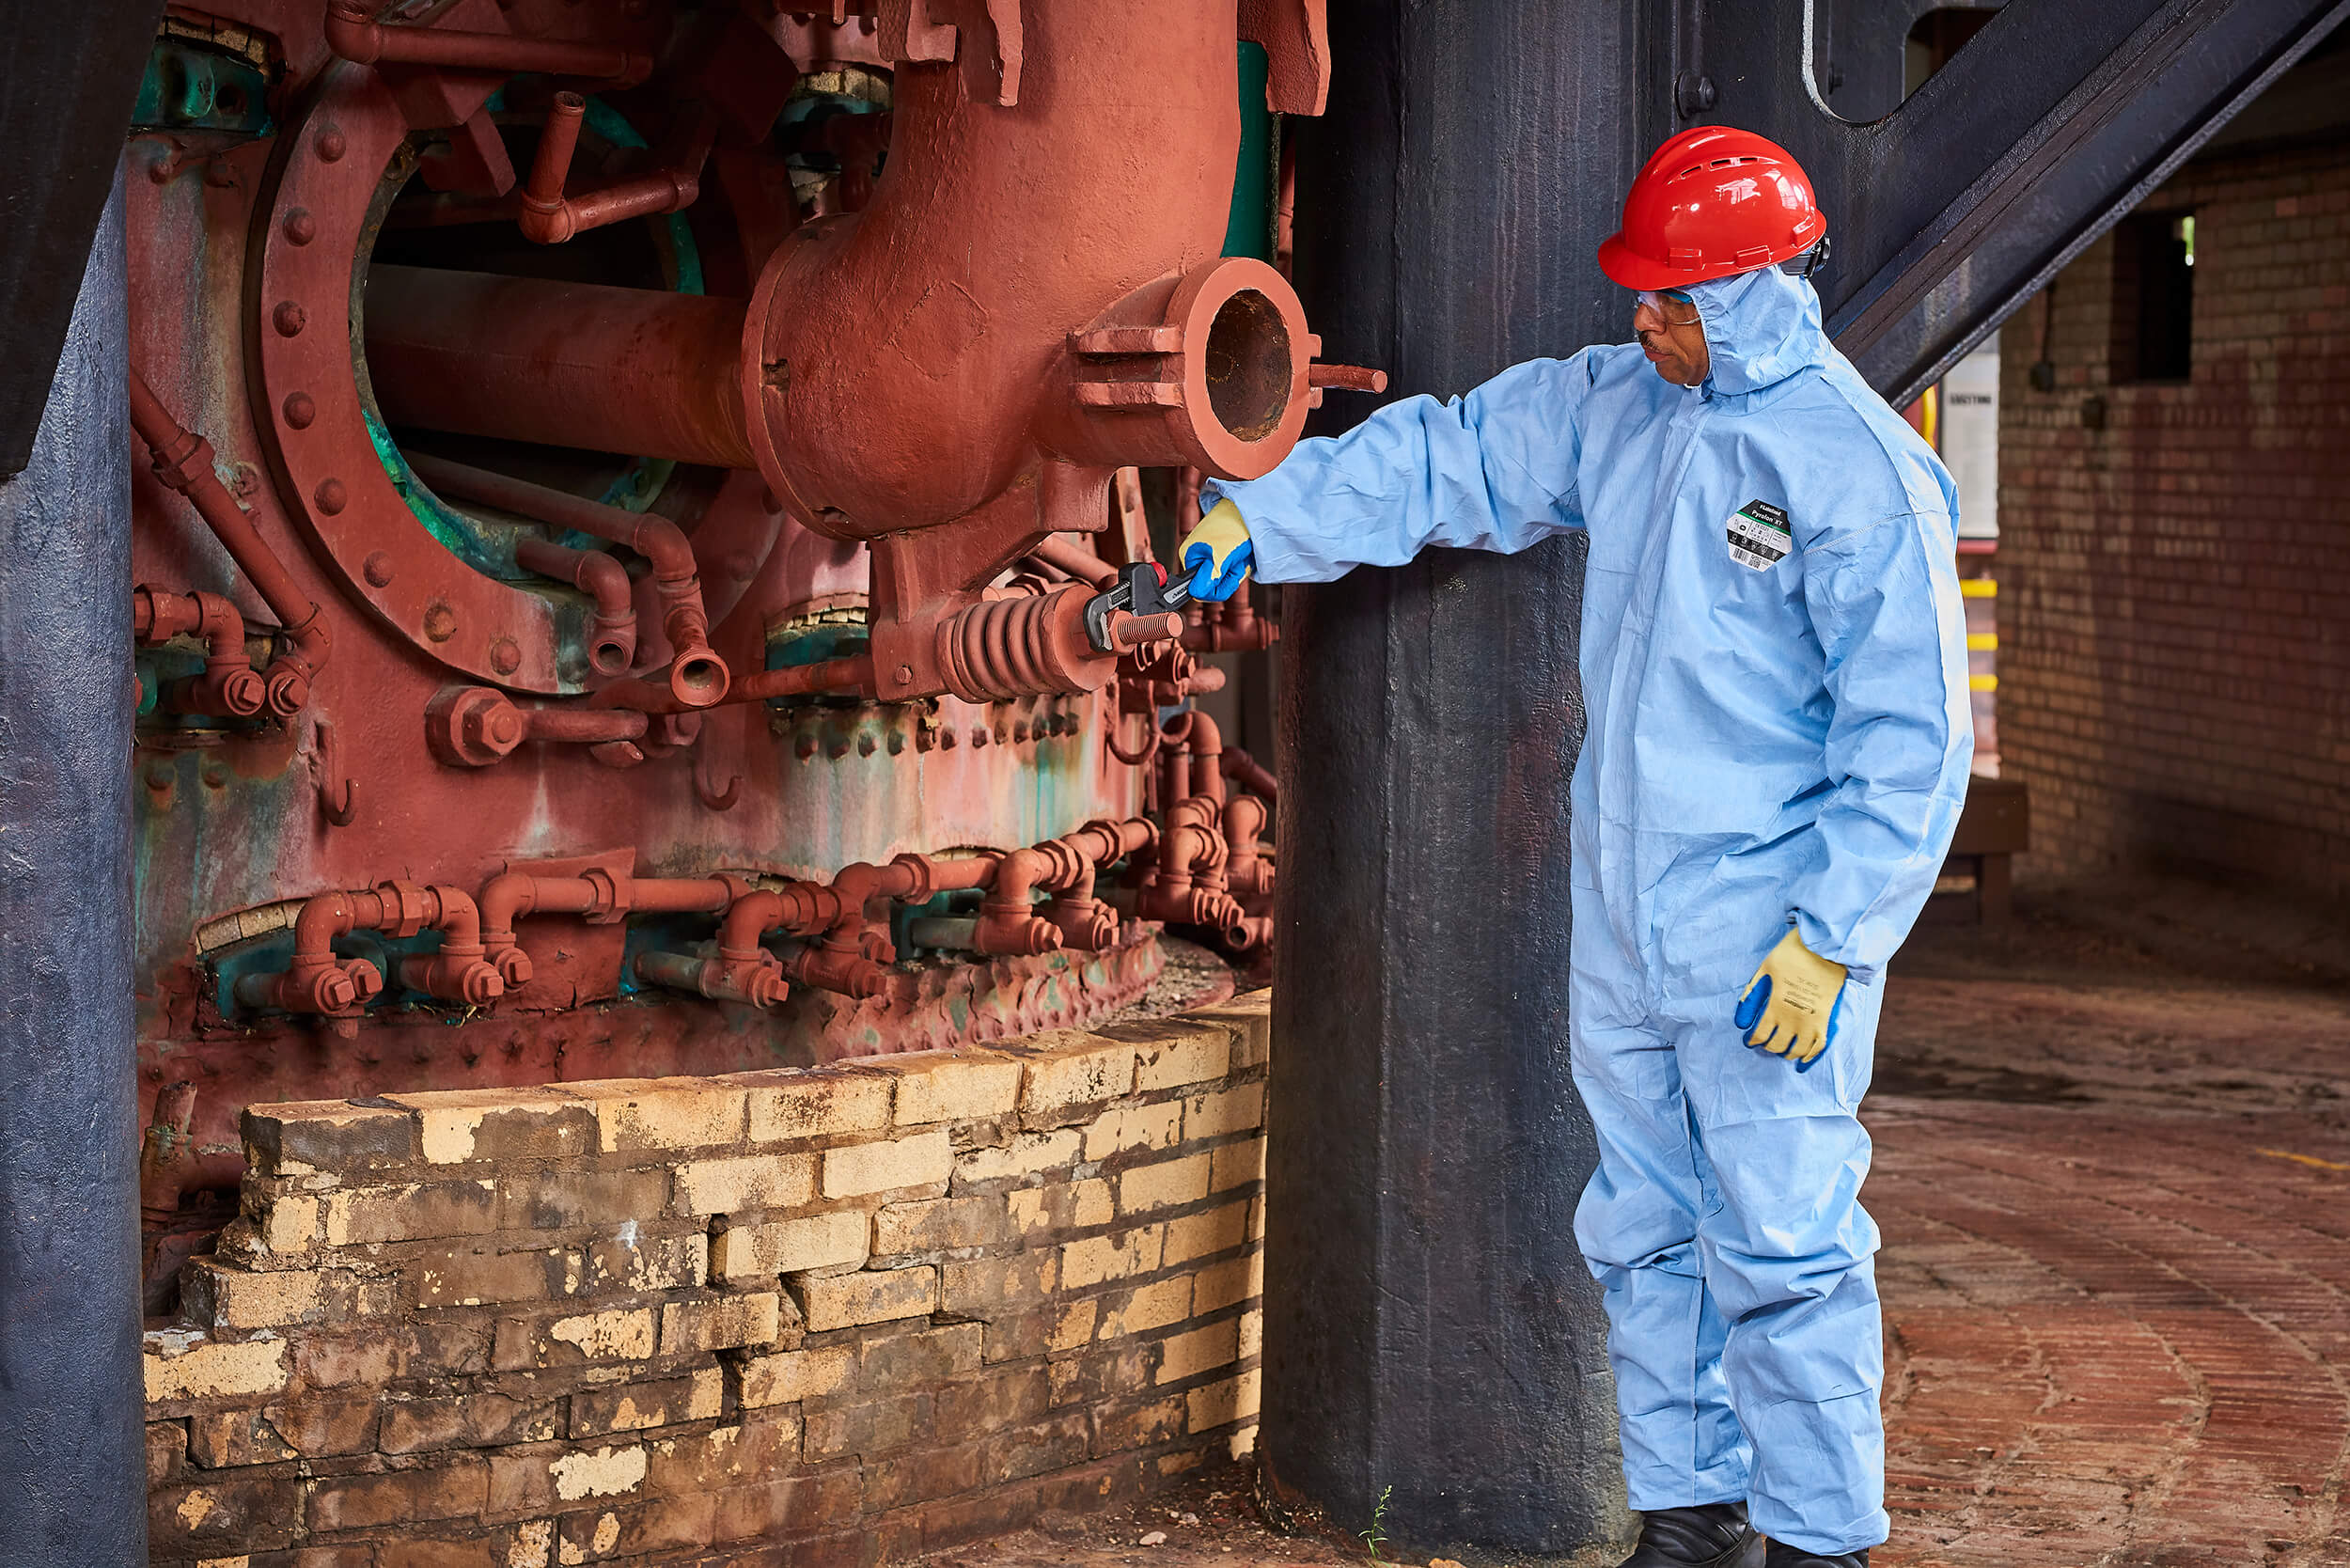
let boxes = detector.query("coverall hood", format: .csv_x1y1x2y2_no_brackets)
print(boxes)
1685,264,1828,398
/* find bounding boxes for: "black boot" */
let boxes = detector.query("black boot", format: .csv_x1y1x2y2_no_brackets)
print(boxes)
1762,1544,1869,1568
1616,1502,1762,1568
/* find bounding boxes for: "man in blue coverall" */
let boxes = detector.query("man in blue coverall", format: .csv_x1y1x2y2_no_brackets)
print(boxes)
1175,127,1972,1567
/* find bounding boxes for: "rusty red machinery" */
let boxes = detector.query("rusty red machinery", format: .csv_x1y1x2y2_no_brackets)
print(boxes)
123,0,1359,1294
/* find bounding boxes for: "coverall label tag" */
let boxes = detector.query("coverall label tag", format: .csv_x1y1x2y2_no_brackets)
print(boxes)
1726,499,1792,572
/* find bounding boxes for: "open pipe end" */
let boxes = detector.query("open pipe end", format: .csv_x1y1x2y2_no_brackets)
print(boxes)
589,634,634,678
666,651,731,709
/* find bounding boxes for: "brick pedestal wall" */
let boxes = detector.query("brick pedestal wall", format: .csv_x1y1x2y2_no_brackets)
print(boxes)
1995,139,2350,894
144,995,1270,1567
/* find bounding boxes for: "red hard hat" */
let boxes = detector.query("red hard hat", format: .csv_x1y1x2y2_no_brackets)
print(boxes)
1597,126,1826,290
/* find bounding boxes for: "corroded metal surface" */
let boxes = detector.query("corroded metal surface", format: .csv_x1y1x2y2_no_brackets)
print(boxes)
124,0,1308,1225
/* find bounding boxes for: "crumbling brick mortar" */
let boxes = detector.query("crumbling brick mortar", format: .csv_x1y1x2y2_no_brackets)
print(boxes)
145,991,1272,1566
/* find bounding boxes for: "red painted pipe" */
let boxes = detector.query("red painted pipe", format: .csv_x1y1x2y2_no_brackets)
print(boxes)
595,652,871,716
1225,793,1272,899
364,266,754,470
513,537,637,676
322,0,651,83
406,452,728,707
521,707,649,745
233,882,498,1019
520,93,713,247
1028,536,1120,588
478,870,742,989
133,586,266,718
1222,744,1278,804
129,370,331,716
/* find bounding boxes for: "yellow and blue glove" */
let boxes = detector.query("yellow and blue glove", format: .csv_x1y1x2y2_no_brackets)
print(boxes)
1179,498,1254,602
1734,927,1847,1072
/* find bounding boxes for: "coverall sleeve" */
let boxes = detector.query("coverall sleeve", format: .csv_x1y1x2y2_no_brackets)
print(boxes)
1788,507,1975,980
1200,352,1598,583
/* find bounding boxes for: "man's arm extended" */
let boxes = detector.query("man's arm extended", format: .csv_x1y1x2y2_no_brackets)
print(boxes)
1786,505,1975,980
1201,352,1602,584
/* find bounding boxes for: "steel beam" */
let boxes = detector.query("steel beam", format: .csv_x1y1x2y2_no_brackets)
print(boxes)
1684,0,2350,403
1264,5,1644,1560
0,0,168,478
0,169,148,1567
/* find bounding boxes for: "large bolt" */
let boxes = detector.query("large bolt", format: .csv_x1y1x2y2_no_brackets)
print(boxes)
743,965,788,1009
265,666,311,718
216,666,267,717
343,960,384,1003
314,969,356,1012
426,685,525,767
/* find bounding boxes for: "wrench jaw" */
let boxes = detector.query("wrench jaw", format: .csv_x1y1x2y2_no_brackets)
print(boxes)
1084,561,1193,654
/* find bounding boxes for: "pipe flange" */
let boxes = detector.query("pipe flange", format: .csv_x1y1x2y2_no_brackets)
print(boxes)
252,66,573,693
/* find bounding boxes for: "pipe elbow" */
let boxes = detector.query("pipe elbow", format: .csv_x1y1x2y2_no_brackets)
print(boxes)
517,198,578,246
425,886,484,949
718,889,785,954
290,890,368,961
321,1,381,64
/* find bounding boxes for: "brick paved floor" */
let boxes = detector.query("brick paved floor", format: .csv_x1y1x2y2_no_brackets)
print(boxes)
931,877,2350,1568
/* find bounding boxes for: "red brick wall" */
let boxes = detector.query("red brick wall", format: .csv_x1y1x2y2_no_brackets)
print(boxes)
1995,139,2350,893
145,997,1269,1566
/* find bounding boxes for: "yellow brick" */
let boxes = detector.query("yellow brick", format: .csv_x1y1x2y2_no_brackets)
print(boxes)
1119,1152,1213,1215
1163,1200,1251,1266
660,1293,781,1353
887,1053,1025,1125
551,1444,649,1502
1083,1102,1183,1163
822,1130,952,1199
1155,1319,1242,1384
1098,1276,1192,1340
1186,992,1270,1068
743,1071,894,1144
1210,1136,1266,1194
143,1332,289,1403
258,1195,321,1254
792,1265,938,1330
1132,1025,1231,1091
581,1367,726,1433
1185,1368,1261,1432
568,1078,747,1153
1060,1226,1163,1290
672,1153,817,1216
955,1129,1081,1183
1239,1308,1262,1359
941,1252,1058,1315
1183,1083,1263,1142
387,1085,590,1164
1049,1298,1098,1352
738,1345,857,1408
546,1308,658,1362
1017,1034,1136,1115
194,1267,337,1329
712,1211,869,1282
1008,1179,1112,1236
1193,1251,1261,1314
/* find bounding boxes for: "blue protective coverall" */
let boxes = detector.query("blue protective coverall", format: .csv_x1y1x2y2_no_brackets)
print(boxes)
1204,264,1972,1554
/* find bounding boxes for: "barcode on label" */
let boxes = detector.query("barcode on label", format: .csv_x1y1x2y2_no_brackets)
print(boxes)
1725,499,1791,572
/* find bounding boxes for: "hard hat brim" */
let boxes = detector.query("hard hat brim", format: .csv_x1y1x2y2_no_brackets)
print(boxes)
1596,232,1706,291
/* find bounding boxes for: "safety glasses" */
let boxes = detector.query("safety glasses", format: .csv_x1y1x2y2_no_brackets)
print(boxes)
1634,289,1700,325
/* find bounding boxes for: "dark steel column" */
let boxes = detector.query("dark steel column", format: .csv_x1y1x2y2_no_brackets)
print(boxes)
1261,5,1662,1562
0,169,148,1567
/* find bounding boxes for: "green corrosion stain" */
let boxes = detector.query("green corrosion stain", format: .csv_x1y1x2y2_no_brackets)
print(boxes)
374,92,706,567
